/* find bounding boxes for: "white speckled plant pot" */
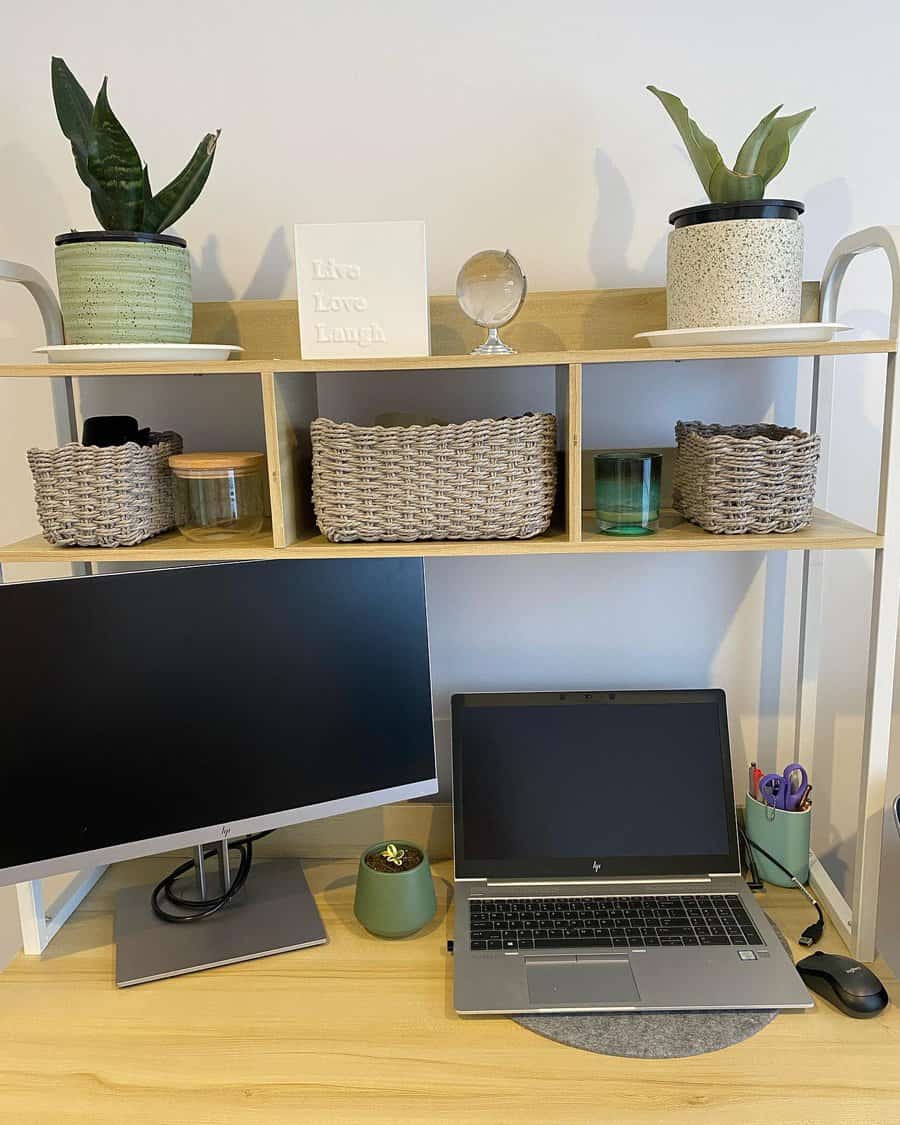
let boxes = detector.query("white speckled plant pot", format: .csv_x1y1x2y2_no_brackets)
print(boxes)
55,230,192,344
666,203,804,329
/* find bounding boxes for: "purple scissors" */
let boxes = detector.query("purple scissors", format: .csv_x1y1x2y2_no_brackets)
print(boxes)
759,763,809,811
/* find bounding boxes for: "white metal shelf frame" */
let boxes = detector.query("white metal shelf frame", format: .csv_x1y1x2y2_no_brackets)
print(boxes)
800,226,900,960
0,261,107,955
2,232,900,960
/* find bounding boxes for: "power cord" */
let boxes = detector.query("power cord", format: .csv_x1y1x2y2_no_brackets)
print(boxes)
740,823,763,891
738,824,824,947
151,831,273,924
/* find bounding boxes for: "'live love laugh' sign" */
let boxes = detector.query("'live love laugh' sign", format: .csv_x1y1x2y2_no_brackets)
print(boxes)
293,221,430,359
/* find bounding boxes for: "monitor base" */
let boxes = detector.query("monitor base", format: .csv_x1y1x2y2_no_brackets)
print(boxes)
114,857,327,987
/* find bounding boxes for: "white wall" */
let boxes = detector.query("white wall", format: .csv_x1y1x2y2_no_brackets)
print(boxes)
1,0,898,967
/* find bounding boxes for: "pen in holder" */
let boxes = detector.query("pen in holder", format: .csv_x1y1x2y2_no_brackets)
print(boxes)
744,792,811,887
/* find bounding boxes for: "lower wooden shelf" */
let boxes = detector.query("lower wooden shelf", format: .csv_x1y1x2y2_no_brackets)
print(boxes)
579,508,882,552
0,509,882,564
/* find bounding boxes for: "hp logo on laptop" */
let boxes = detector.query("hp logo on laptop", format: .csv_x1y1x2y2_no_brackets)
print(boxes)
592,860,603,872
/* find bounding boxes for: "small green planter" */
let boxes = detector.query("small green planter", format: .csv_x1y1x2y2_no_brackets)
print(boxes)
353,841,437,938
55,230,192,344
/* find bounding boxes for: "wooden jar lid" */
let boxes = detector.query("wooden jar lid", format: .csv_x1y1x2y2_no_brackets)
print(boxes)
169,451,265,476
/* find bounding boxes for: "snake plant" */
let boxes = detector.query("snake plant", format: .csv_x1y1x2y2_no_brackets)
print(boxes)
51,57,219,234
647,87,814,204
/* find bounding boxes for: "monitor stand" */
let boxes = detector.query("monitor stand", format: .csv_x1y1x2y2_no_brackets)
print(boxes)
114,844,327,987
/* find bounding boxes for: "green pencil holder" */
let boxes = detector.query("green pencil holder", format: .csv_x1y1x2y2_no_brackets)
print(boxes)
353,840,437,939
744,793,811,887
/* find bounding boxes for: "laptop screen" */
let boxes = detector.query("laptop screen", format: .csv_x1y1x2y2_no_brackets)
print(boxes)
451,690,740,880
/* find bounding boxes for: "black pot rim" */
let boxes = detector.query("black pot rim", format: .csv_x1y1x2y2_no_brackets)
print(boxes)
55,230,187,248
668,199,804,228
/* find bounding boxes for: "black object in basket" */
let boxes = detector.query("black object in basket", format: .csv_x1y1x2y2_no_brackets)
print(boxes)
27,431,183,547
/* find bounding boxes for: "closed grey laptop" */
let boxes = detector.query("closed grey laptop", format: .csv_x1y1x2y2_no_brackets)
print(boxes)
451,689,813,1016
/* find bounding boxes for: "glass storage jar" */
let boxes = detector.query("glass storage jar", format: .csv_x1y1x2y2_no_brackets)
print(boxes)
169,452,266,541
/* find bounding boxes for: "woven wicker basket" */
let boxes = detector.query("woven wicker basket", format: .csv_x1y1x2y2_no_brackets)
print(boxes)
27,431,183,547
673,421,821,535
311,414,557,542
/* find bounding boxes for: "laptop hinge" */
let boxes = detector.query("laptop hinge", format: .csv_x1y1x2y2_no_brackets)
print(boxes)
483,876,713,888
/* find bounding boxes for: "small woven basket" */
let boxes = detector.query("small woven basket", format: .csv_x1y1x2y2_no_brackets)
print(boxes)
27,431,183,547
311,414,557,542
673,421,821,535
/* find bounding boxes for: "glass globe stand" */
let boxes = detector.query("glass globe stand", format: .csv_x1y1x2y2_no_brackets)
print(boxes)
456,249,527,359
471,327,516,356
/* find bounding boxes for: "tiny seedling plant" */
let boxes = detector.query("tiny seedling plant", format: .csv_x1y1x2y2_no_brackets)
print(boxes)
365,842,423,873
381,843,406,867
647,86,814,204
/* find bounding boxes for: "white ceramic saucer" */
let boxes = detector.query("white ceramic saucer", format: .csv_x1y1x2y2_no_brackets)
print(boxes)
635,323,851,347
35,343,244,363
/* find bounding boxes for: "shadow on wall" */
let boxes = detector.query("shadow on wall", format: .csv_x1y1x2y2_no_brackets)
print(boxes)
0,142,71,277
803,178,853,276
189,227,293,303
243,227,293,300
811,547,877,902
816,842,851,894
191,234,234,301
877,734,900,973
589,148,667,290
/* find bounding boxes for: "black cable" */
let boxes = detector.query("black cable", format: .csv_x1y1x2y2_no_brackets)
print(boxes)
151,831,273,924
738,824,824,947
739,819,763,891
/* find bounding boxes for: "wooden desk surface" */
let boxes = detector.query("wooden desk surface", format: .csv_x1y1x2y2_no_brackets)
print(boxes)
0,856,898,1125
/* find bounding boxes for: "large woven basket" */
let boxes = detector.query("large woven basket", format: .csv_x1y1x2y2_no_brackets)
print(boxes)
673,421,821,535
311,414,557,542
27,431,183,547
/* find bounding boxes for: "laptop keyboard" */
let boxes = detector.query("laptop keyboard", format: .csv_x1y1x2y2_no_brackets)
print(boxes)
468,893,765,952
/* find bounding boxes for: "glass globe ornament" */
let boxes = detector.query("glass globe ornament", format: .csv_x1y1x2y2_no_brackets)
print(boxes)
455,250,527,355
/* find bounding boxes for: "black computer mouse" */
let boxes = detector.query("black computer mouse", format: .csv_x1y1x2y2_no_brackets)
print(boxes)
796,951,889,1019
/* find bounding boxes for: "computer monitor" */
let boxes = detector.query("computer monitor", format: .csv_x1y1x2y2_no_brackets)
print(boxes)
0,558,437,983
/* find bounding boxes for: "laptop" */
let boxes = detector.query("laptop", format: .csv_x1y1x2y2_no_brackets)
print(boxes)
451,689,813,1015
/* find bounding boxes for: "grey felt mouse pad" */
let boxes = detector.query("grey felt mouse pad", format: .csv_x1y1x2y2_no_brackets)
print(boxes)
512,918,790,1059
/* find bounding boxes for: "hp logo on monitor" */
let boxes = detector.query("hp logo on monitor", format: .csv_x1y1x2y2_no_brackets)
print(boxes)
592,860,603,872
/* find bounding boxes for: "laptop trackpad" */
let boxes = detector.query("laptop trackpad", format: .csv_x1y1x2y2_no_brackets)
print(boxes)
526,957,640,1007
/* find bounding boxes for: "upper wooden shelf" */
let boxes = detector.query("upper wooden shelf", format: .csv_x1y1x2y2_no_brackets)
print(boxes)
1,285,894,377
1,339,892,378
0,509,880,564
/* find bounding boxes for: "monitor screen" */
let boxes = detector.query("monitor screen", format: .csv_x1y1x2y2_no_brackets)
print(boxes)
451,690,739,879
0,559,437,883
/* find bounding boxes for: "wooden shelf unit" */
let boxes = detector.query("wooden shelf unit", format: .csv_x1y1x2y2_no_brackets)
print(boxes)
0,509,881,564
0,285,891,564
3,226,900,969
0,281,892,378
0,336,892,378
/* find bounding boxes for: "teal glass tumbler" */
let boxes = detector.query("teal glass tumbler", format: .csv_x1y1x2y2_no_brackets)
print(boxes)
594,451,662,535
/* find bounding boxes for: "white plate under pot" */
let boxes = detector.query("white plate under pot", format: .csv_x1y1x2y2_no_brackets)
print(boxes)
634,323,851,347
34,343,244,363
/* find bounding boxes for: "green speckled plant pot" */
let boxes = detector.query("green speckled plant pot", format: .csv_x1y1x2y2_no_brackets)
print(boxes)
353,841,437,938
55,230,192,344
